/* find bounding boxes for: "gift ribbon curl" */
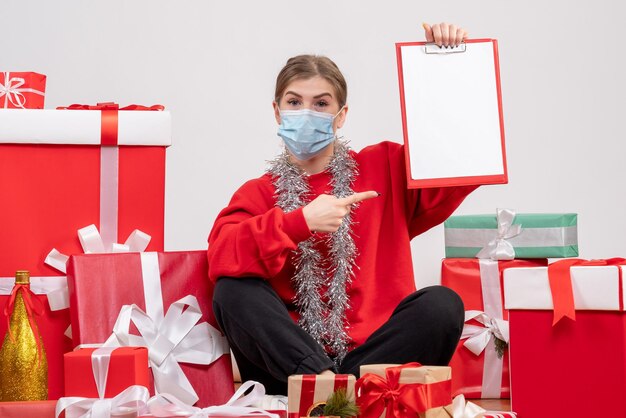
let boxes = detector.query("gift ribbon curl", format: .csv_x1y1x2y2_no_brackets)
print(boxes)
55,384,150,418
147,380,280,418
476,209,522,261
0,72,45,108
102,295,229,406
461,310,509,356
356,362,451,418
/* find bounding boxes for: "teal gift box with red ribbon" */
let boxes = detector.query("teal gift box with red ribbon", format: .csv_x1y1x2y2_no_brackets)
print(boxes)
504,258,626,418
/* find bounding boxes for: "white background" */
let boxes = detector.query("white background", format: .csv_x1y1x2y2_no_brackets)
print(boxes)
4,0,625,289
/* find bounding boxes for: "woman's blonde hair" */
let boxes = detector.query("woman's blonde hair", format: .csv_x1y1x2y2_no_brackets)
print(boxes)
274,55,347,108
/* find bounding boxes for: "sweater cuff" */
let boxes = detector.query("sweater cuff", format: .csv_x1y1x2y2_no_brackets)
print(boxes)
282,207,313,243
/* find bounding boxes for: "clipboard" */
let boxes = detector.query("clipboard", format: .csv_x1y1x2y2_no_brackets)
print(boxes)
396,39,508,188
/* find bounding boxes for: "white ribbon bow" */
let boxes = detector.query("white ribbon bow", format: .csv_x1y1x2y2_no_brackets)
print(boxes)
55,385,150,418
147,380,280,418
46,224,151,274
476,208,522,260
461,310,509,356
103,295,229,406
451,394,516,418
0,72,45,108
43,224,152,338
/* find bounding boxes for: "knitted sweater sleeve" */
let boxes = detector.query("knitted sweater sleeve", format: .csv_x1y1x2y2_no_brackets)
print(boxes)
207,178,312,282
407,183,479,238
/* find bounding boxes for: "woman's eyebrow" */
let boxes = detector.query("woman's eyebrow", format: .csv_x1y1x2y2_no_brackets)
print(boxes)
284,91,333,99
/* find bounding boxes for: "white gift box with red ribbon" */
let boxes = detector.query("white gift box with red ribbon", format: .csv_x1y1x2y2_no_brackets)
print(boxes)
0,107,170,145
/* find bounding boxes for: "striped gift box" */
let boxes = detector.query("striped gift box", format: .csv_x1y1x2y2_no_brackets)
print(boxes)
287,374,355,418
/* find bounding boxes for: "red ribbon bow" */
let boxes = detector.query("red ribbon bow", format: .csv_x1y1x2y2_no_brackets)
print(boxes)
56,102,164,111
355,362,451,418
56,102,164,146
549,257,626,325
3,283,45,360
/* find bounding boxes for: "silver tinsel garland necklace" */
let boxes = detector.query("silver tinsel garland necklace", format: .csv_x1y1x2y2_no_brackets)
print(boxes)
267,139,358,364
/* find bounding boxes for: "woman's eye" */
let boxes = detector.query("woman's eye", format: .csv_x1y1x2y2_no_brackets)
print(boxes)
287,99,301,106
315,101,329,108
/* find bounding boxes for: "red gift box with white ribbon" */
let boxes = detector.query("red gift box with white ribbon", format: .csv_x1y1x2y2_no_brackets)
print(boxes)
66,250,235,407
0,103,170,399
0,103,170,278
0,71,46,109
64,347,150,398
441,258,547,399
56,346,151,418
504,258,626,417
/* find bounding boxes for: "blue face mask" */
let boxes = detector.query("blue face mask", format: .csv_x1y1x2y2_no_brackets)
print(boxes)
277,107,343,161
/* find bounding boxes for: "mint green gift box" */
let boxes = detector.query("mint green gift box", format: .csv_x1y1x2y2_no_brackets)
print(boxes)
444,212,578,259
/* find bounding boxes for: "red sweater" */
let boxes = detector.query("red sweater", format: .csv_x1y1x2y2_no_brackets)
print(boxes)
208,141,477,352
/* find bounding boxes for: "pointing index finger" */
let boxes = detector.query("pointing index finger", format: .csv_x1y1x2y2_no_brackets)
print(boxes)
340,191,380,206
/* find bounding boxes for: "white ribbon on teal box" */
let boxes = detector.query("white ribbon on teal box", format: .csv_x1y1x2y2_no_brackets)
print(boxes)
444,209,578,259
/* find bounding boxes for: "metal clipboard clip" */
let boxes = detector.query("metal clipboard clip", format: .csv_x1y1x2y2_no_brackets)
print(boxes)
424,42,467,54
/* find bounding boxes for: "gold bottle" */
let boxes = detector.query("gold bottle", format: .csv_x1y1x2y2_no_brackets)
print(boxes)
0,270,48,400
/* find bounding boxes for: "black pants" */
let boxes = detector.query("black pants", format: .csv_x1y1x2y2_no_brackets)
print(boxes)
213,277,464,395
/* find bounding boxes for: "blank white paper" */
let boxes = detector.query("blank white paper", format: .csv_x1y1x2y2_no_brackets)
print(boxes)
400,41,505,182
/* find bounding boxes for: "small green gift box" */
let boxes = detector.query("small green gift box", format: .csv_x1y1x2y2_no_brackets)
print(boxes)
444,209,578,259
